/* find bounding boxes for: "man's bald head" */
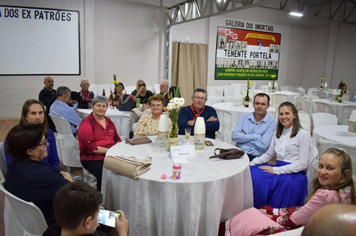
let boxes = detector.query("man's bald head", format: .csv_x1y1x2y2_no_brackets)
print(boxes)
44,76,54,90
302,204,356,236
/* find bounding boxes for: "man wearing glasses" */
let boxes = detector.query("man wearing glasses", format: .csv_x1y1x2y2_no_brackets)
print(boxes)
178,88,219,139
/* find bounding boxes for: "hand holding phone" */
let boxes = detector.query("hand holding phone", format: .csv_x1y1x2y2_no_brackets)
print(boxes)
98,209,120,227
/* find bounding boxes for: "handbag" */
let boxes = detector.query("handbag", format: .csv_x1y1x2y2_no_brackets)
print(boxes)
118,94,136,111
104,155,152,178
209,148,245,160
125,136,152,145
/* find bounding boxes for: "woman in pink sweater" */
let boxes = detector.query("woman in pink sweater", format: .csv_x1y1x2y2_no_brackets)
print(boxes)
219,147,356,236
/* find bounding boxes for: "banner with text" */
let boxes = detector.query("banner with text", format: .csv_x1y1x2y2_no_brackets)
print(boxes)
215,27,281,80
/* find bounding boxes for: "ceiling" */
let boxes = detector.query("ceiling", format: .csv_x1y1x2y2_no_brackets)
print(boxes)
165,0,356,26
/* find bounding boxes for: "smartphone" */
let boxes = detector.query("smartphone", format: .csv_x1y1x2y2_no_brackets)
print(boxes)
205,141,214,146
98,209,120,227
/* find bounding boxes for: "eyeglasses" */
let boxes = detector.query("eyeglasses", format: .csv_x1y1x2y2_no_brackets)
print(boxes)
151,104,163,108
38,139,48,147
138,83,146,87
193,96,207,101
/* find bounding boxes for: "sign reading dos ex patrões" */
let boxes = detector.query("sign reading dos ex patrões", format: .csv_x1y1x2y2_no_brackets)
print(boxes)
215,25,281,80
0,6,80,75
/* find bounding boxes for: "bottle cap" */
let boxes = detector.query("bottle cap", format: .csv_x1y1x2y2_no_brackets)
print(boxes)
173,164,182,170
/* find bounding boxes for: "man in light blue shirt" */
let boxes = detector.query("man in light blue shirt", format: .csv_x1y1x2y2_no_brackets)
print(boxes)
50,86,82,134
231,93,276,161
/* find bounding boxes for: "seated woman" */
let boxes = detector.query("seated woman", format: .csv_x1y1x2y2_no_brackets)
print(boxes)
219,148,355,235
4,99,60,169
134,94,172,137
5,123,72,226
78,96,121,192
250,102,310,208
116,82,125,101
131,79,153,103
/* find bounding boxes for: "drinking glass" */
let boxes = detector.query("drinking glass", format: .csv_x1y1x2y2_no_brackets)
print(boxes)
215,131,222,147
184,128,191,145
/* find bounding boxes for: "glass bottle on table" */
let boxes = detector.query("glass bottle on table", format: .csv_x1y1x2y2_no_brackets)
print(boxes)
102,89,106,97
244,90,250,108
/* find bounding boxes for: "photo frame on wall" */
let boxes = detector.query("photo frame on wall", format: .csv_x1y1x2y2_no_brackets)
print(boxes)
214,27,281,80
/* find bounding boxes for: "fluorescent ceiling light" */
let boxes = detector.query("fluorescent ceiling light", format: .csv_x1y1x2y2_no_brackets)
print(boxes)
290,12,303,17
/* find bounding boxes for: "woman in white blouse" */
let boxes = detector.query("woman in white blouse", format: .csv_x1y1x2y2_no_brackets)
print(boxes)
250,101,310,209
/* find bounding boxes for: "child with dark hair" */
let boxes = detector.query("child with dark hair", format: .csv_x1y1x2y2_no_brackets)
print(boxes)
43,181,128,236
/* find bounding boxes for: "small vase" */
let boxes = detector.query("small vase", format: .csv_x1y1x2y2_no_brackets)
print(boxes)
168,137,179,150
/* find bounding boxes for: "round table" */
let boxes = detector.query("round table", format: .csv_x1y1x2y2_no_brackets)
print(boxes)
213,102,276,144
102,136,253,236
77,108,138,140
312,125,356,147
312,99,356,124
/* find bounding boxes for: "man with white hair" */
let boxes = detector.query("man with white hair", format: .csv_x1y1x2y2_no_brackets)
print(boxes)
159,80,170,106
77,78,96,108
39,76,56,108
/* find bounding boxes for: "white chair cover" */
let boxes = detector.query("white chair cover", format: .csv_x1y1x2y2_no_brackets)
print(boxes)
125,86,136,95
207,86,224,106
299,111,311,134
314,101,332,113
83,168,97,189
230,83,243,98
271,94,288,109
307,144,319,192
341,105,356,125
296,97,309,114
49,115,82,171
311,113,338,132
0,181,48,236
280,86,292,91
152,84,160,94
223,96,242,104
0,143,7,180
90,84,98,96
316,139,356,182
312,90,326,99
146,85,154,93
223,85,235,97
306,95,319,113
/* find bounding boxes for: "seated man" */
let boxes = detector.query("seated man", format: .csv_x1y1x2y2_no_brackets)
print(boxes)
231,93,276,161
302,204,356,236
39,76,56,108
77,78,96,108
43,181,128,236
178,88,219,139
159,80,170,106
50,86,82,134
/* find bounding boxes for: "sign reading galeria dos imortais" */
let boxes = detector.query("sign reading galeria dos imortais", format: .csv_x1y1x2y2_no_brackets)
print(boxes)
215,24,281,80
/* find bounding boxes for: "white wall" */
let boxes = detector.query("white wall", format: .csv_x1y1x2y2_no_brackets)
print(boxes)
0,0,167,118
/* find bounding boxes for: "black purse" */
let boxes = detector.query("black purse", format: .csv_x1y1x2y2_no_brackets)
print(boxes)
209,148,245,160
118,94,136,111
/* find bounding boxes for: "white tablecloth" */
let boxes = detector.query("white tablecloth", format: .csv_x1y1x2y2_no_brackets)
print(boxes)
213,102,276,145
311,99,356,124
312,125,356,147
77,108,138,140
102,136,253,236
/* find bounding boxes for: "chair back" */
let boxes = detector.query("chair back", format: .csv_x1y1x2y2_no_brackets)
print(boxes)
341,105,356,125
125,85,136,95
0,143,7,180
311,113,338,131
83,168,97,189
280,86,291,91
307,144,319,192
296,97,309,114
0,181,47,236
306,95,319,113
230,83,243,98
316,139,356,182
298,111,311,134
312,90,326,99
271,94,288,109
223,96,242,103
314,101,332,113
152,84,160,94
49,115,82,170
146,85,154,94
223,85,235,97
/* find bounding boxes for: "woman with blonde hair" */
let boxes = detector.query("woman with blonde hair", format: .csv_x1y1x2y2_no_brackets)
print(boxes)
219,148,355,235
131,79,153,102
4,99,60,169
